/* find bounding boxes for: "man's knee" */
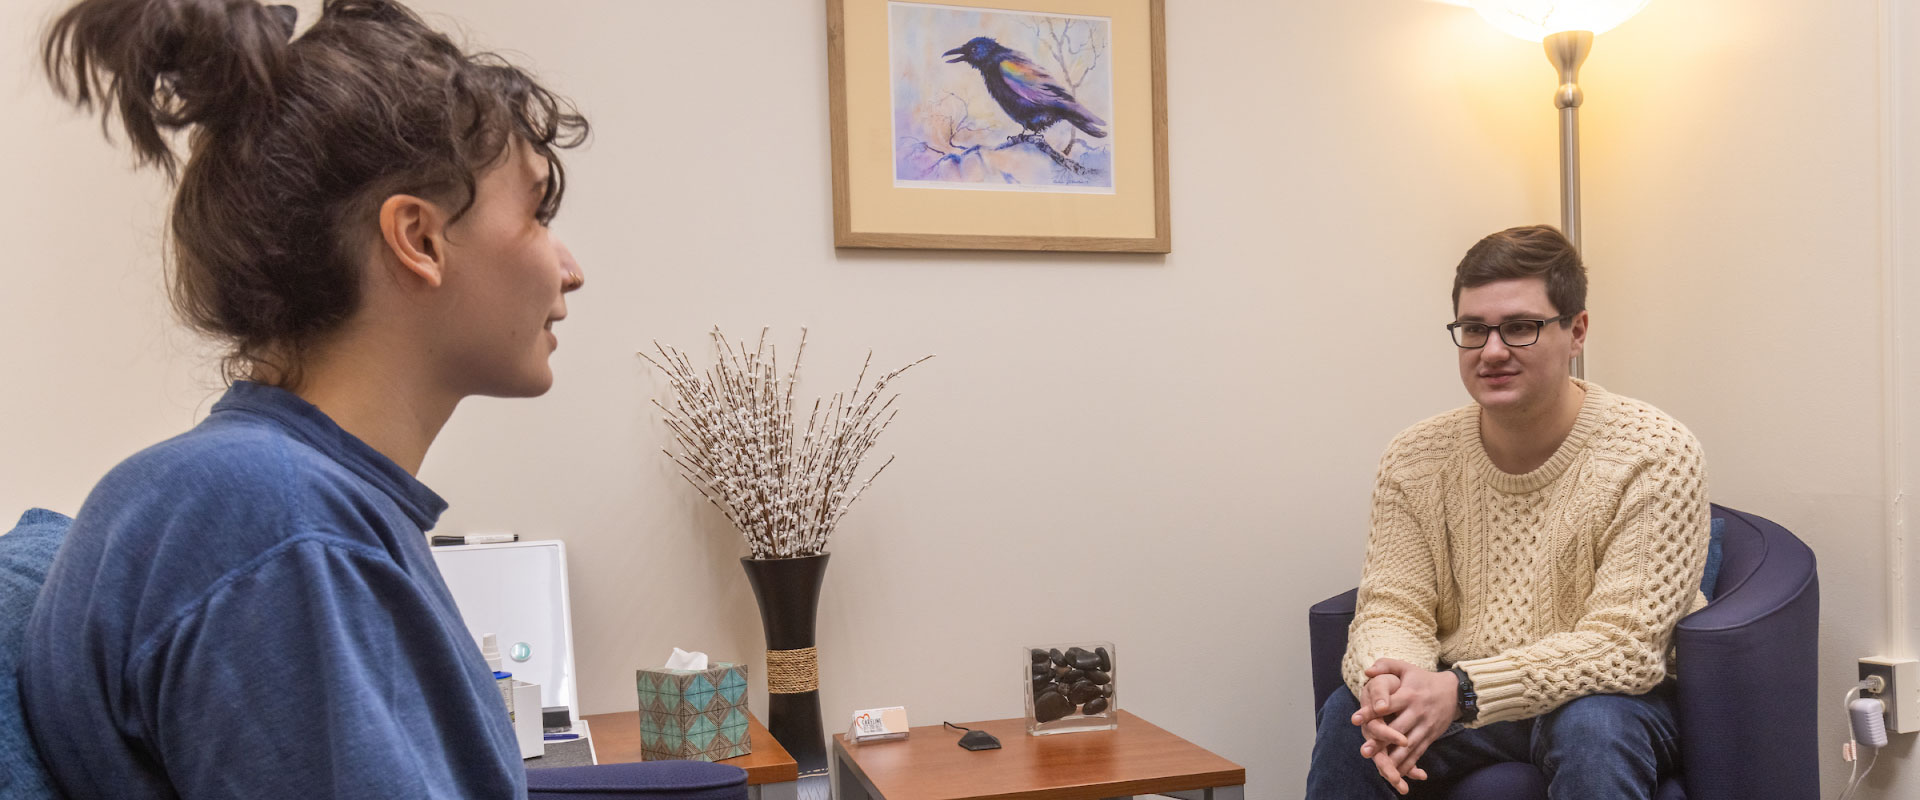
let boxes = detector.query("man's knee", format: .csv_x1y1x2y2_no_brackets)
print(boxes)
1536,692,1674,758
1309,686,1389,795
1317,686,1362,733
1314,686,1373,755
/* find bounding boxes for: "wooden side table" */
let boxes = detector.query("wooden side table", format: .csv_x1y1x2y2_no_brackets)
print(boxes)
832,710,1244,800
584,710,801,800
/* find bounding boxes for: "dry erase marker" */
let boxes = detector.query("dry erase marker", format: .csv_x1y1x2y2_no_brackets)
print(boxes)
431,533,518,546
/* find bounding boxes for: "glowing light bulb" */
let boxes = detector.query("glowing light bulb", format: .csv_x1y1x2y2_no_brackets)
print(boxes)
1471,0,1650,42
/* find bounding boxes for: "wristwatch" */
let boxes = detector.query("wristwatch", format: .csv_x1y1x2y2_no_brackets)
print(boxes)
1448,666,1480,723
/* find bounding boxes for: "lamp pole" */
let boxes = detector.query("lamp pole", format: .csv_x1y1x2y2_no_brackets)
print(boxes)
1545,30,1593,379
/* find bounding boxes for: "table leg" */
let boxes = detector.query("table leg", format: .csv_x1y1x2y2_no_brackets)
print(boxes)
750,781,799,800
833,742,881,800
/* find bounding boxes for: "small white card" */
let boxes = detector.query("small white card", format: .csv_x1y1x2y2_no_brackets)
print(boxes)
847,706,910,742
514,680,544,759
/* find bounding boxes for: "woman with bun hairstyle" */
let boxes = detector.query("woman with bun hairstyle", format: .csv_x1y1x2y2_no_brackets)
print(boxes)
21,1,588,797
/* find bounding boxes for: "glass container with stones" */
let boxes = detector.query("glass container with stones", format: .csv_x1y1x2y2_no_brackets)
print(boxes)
1023,642,1116,735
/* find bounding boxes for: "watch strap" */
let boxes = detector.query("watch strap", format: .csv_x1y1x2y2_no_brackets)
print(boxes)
1448,666,1480,723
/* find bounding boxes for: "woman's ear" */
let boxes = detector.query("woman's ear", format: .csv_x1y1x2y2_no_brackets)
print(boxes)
378,194,448,288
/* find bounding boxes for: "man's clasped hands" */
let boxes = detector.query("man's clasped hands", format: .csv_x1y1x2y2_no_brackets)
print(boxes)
1350,659,1464,796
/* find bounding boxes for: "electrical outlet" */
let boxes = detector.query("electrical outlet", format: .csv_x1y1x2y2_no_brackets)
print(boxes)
1860,657,1920,734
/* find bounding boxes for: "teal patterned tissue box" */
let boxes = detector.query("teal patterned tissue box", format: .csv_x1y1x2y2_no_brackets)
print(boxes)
636,663,751,761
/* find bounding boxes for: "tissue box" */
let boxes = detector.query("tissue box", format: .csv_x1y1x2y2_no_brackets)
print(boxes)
636,663,751,761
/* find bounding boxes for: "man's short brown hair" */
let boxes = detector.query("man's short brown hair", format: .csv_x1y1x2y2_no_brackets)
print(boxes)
1452,225,1587,318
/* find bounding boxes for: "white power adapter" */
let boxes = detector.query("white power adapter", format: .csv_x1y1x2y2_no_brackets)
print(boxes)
1858,657,1919,733
1851,697,1889,748
1839,687,1890,800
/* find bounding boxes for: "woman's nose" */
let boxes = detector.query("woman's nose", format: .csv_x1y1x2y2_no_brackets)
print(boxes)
556,239,585,292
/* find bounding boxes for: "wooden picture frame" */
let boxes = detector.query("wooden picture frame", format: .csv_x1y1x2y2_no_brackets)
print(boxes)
828,0,1169,253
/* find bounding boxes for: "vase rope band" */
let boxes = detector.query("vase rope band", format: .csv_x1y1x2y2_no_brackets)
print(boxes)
766,647,819,694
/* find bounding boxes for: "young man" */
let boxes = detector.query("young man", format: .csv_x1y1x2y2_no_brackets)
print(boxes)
1304,225,1710,799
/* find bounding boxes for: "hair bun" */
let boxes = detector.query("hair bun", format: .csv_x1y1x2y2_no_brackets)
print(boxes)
44,0,297,174
265,4,298,39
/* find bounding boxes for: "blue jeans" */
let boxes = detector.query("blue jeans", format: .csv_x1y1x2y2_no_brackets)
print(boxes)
1304,684,1680,800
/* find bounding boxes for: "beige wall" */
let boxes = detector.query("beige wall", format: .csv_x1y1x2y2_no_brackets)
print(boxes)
0,1,1909,798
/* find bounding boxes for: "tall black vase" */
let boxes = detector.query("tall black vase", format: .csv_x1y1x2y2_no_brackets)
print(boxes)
740,554,829,776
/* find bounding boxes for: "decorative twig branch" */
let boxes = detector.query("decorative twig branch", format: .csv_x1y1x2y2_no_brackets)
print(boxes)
640,327,932,559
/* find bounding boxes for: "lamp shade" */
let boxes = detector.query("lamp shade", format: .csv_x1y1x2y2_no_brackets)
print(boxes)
1471,0,1649,41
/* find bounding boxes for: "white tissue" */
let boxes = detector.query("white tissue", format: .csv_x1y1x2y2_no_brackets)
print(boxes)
664,647,708,671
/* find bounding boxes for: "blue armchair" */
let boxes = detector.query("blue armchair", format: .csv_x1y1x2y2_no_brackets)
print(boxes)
1307,504,1820,800
0,509,746,800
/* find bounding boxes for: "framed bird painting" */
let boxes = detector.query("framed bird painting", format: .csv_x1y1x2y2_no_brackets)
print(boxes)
828,0,1169,253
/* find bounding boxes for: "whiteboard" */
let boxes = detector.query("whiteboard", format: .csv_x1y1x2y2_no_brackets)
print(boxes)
430,540,579,716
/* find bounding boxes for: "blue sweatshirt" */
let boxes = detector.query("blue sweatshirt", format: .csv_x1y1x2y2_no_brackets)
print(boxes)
21,382,525,799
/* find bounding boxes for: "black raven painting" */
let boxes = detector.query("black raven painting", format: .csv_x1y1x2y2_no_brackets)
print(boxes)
942,36,1107,141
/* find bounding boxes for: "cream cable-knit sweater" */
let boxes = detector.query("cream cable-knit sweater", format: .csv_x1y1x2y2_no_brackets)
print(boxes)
1342,379,1710,727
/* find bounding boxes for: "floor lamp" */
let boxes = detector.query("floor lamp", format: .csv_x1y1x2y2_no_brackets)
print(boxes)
1472,1,1650,379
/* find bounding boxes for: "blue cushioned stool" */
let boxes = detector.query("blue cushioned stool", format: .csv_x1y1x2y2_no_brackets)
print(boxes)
527,760,747,800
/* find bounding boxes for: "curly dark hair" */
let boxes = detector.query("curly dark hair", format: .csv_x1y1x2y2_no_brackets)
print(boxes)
43,0,589,384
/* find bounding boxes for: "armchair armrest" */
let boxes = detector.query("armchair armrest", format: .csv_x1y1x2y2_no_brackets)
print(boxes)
526,760,749,800
1671,507,1820,800
1308,588,1358,715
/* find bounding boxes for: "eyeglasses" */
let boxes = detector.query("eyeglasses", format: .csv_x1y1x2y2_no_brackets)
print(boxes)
1446,314,1577,349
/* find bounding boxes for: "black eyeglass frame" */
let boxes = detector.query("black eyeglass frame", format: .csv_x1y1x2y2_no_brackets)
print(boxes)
1445,313,1579,349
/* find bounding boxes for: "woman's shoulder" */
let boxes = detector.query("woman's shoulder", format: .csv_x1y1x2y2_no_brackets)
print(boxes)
94,413,354,518
31,417,400,681
67,415,391,583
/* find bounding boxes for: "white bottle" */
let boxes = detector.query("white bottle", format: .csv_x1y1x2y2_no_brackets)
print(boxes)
481,633,514,722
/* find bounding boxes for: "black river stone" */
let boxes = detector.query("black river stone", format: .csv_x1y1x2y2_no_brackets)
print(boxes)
1033,690,1074,723
1028,645,1117,724
1068,680,1100,705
